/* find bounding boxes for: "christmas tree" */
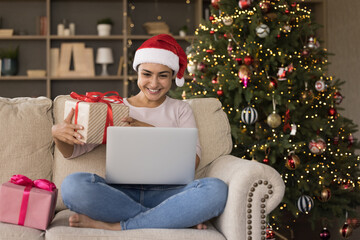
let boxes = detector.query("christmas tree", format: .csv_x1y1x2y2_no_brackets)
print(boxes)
171,0,360,235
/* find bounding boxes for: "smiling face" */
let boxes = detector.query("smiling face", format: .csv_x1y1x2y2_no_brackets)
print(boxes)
136,63,173,107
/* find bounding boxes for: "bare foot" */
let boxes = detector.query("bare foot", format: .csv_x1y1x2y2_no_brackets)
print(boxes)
194,223,207,230
69,213,121,231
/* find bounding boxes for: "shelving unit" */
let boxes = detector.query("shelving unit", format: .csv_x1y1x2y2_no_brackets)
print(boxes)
0,0,203,99
0,0,326,99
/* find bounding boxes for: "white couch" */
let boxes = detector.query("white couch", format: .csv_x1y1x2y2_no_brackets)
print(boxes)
0,96,285,240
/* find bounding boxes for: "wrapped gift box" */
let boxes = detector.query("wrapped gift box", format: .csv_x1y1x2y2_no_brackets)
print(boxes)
0,182,57,230
64,97,129,144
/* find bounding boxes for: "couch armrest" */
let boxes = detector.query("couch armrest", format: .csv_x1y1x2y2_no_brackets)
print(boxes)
205,155,285,240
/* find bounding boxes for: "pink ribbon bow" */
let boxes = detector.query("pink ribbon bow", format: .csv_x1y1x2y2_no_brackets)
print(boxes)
10,175,56,226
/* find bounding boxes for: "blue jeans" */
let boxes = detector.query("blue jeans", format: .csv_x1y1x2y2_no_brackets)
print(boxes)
61,172,228,230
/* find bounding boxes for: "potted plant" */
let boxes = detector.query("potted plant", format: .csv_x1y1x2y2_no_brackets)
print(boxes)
97,18,114,36
0,46,19,76
179,25,188,37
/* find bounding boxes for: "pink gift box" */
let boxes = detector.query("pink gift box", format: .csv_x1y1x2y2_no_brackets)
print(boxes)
0,182,58,230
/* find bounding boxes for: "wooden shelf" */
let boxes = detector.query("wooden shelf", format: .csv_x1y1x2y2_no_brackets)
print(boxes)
0,76,47,80
50,35,125,40
127,35,195,41
51,76,124,80
0,36,47,40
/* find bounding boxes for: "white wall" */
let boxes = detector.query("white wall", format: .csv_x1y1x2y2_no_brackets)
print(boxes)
327,0,360,147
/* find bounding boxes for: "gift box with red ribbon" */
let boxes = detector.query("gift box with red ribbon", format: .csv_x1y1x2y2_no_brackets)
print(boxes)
64,91,129,144
0,175,58,230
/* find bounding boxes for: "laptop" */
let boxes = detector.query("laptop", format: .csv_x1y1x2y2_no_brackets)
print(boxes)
105,127,198,185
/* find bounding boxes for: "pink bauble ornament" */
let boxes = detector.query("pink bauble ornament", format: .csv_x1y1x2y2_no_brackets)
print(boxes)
320,227,330,240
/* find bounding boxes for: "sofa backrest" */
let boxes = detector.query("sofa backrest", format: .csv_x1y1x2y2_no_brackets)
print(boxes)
0,97,53,184
184,98,233,174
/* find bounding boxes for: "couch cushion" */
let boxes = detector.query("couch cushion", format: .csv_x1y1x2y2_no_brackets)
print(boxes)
52,96,107,211
46,210,225,240
185,98,232,177
0,222,44,240
0,97,53,184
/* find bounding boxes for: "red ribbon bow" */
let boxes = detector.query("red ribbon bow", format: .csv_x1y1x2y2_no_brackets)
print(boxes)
10,175,56,226
70,91,124,144
283,109,291,133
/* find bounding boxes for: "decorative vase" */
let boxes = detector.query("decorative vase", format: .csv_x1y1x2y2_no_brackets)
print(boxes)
97,24,112,36
1,58,18,76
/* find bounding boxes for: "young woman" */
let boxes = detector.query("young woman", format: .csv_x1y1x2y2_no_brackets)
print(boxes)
52,34,228,231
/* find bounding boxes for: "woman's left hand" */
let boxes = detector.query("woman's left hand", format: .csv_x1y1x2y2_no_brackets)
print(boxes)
122,117,154,127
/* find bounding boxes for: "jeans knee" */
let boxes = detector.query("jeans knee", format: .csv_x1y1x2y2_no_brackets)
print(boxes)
206,178,228,208
61,172,92,204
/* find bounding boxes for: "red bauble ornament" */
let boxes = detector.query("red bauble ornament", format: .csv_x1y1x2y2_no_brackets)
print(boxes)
285,9,290,14
347,218,360,229
259,1,270,13
291,2,297,8
328,107,337,116
209,16,215,21
212,77,218,84
211,0,220,9
206,49,214,54
285,153,300,170
235,58,242,64
320,227,330,240
348,134,354,149
217,89,224,96
209,30,215,35
340,222,353,238
238,0,251,10
263,157,269,164
266,224,275,239
269,77,278,89
244,55,254,65
334,91,343,104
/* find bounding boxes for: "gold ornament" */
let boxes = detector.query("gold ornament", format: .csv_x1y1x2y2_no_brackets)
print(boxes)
267,112,281,128
300,89,315,103
285,153,300,170
317,187,331,202
340,222,353,238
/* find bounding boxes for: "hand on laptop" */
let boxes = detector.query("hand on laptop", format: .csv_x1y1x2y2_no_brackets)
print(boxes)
52,108,84,145
121,117,154,127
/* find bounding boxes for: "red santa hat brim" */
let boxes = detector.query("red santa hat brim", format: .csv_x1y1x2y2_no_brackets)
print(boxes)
133,34,187,87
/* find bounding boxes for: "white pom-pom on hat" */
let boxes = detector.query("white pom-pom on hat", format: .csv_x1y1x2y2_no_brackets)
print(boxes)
133,34,187,87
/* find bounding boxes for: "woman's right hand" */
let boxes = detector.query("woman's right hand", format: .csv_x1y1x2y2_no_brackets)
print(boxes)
52,108,85,145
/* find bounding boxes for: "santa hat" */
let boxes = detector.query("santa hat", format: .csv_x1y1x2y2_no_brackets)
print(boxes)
133,34,187,87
